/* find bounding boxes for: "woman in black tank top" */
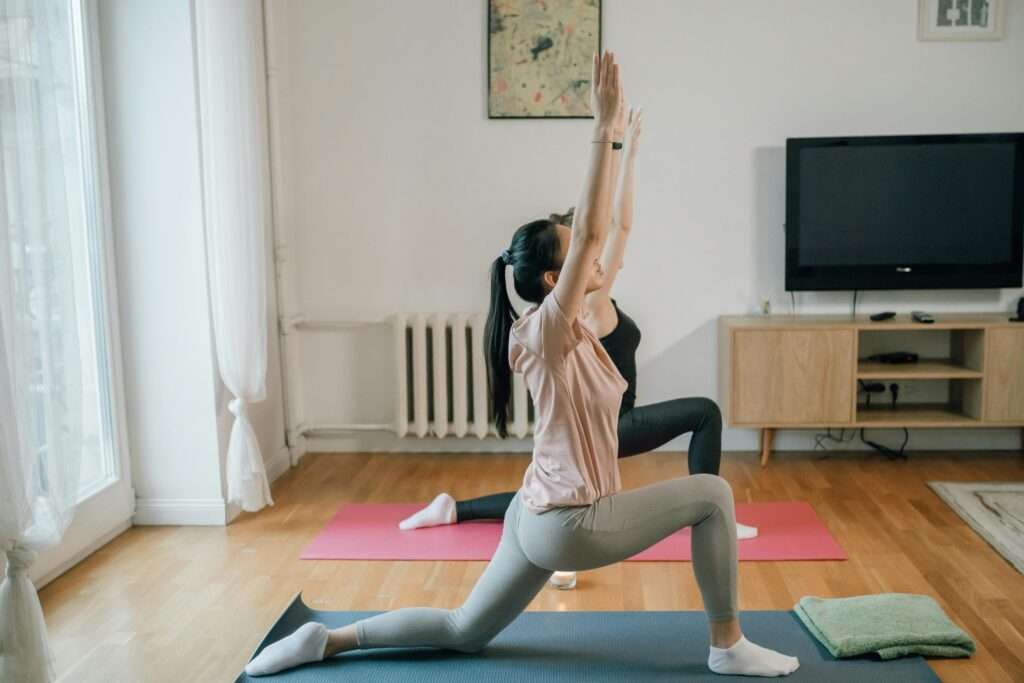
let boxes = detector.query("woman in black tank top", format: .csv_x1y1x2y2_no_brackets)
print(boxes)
399,110,757,548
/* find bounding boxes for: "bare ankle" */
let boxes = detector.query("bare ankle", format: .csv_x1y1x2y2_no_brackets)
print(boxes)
708,618,742,649
325,625,359,657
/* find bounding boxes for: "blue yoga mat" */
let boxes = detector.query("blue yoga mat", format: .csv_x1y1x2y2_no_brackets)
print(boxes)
236,593,940,682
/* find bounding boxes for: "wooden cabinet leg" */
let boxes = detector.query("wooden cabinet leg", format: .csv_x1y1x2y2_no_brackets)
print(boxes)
760,428,775,467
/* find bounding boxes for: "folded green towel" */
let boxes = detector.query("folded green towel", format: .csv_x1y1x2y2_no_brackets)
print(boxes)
794,593,975,660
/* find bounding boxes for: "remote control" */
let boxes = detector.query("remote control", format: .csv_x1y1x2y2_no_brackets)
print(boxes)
870,311,896,321
869,351,919,364
911,311,934,324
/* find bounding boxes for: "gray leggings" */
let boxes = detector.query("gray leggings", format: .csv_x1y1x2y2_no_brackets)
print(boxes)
355,474,738,652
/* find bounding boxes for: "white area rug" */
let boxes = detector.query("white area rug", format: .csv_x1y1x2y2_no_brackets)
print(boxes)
928,482,1024,575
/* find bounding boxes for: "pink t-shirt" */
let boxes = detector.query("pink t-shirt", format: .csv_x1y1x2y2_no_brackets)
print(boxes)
509,291,629,513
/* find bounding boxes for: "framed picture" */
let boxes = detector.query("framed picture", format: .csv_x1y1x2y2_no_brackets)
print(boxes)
488,0,602,119
917,0,1005,41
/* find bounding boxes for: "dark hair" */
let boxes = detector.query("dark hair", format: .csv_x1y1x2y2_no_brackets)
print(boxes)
485,211,571,438
549,206,575,227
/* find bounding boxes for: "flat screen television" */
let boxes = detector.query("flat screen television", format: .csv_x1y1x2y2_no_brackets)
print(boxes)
785,133,1024,291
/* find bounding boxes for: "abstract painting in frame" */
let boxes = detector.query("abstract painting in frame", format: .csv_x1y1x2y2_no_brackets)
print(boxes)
488,0,602,119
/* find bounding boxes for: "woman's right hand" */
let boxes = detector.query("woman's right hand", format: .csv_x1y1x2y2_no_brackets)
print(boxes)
590,50,622,130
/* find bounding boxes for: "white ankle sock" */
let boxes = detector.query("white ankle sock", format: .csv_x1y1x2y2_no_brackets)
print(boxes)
708,635,799,677
245,622,328,677
736,522,759,540
398,492,457,530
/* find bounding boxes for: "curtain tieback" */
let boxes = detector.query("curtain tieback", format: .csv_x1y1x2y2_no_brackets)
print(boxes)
228,397,247,421
5,543,37,578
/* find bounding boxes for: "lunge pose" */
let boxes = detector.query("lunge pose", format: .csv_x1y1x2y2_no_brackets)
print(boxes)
246,51,798,679
399,99,757,560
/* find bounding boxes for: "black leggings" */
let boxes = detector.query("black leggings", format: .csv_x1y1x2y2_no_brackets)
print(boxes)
456,397,723,522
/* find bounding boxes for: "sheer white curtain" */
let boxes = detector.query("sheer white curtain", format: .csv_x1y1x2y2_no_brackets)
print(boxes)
195,0,273,513
0,0,86,680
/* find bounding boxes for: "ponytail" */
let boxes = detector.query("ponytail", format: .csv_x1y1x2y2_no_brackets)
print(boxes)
485,216,564,438
485,255,515,438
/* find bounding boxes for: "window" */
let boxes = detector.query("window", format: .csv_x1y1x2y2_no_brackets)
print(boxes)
1,0,121,504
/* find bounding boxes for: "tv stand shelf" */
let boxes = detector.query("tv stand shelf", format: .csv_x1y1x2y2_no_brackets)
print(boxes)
718,313,1024,465
856,359,983,379
855,404,978,427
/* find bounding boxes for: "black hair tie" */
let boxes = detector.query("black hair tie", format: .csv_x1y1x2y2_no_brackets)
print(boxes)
501,249,512,265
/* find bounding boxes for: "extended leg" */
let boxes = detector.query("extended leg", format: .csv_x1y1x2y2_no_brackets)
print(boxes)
356,498,550,652
398,491,517,529
247,499,550,676
456,491,516,522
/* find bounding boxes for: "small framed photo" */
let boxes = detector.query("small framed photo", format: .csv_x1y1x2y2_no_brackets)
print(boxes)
918,0,1005,41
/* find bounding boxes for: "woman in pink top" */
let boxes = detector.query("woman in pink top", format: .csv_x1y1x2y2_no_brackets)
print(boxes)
245,51,799,679
399,139,760,556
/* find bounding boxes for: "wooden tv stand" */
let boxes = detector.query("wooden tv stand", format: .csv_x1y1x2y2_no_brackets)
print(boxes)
718,314,1024,465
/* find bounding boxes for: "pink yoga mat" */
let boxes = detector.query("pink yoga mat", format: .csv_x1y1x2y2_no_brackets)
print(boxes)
300,502,846,562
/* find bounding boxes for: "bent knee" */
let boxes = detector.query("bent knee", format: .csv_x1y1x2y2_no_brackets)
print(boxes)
447,628,495,653
445,611,497,653
696,397,722,426
690,473,734,509
450,637,490,654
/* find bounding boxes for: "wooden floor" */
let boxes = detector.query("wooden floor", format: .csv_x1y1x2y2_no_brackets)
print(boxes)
41,449,1024,682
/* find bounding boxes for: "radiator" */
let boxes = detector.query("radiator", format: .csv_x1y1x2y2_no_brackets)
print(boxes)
391,313,535,439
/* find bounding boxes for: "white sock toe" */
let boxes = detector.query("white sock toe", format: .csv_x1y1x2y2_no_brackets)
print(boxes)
398,492,457,530
245,622,328,677
708,635,799,677
736,522,759,540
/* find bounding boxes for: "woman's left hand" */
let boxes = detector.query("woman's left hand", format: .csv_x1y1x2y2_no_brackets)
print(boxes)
626,106,643,157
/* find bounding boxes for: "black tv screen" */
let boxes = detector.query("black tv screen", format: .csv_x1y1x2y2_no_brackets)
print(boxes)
785,133,1024,291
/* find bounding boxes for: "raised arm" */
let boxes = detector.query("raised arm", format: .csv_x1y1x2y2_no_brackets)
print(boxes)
553,50,623,323
596,106,643,296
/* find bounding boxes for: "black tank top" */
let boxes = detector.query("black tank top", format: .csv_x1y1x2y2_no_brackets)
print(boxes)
598,298,641,416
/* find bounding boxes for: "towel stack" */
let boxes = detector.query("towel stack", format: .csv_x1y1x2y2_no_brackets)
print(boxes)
794,593,975,660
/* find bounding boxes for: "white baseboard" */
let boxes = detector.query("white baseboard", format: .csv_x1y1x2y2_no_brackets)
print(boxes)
285,435,308,467
226,502,241,525
136,447,296,526
223,446,295,524
133,497,231,526
33,517,133,590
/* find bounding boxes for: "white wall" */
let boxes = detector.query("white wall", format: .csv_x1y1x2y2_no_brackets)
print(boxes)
272,0,1024,454
100,0,288,523
100,0,224,515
